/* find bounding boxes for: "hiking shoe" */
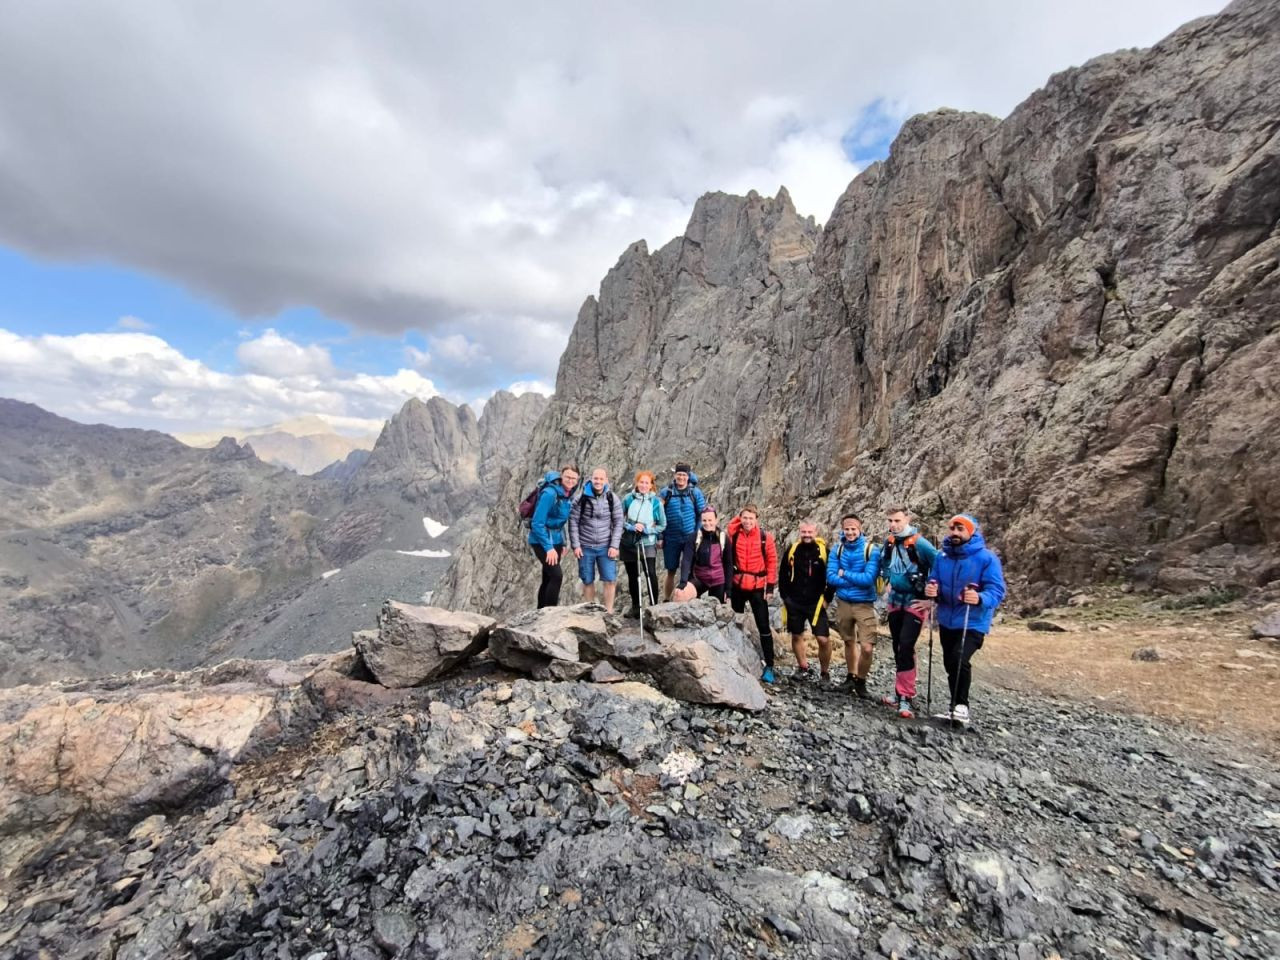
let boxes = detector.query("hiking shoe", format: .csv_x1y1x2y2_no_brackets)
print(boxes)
898,697,914,719
952,704,970,723
819,671,831,687
792,663,815,682
839,674,857,691
761,667,777,684
881,694,899,708
623,606,640,620
853,678,869,700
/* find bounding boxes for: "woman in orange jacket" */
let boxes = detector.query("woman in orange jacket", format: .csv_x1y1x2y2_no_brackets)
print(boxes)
726,504,779,683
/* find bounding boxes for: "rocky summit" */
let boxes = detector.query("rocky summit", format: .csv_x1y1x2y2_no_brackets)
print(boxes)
437,0,1280,619
0,636,1276,959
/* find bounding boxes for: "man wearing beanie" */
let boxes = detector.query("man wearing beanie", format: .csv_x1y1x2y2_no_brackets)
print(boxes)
925,513,1007,723
659,463,707,601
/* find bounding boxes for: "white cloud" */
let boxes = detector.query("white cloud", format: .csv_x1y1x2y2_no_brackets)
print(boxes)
0,0,1225,399
237,328,335,377
116,314,152,331
0,327,438,433
507,379,554,398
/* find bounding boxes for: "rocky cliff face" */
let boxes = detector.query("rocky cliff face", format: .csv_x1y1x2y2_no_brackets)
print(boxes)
439,0,1280,616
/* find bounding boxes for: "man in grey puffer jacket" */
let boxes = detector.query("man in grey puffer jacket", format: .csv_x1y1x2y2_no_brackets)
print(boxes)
568,467,625,612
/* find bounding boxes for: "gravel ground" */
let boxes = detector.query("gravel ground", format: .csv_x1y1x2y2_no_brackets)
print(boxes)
2,654,1278,960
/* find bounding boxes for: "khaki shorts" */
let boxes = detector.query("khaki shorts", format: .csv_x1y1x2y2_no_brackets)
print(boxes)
834,601,878,646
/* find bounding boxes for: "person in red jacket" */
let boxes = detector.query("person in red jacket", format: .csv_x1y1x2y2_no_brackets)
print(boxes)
726,504,779,683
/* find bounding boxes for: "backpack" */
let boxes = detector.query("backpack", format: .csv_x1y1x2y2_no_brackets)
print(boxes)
517,474,558,525
576,489,617,524
693,528,727,566
785,538,828,567
881,533,929,596
661,471,700,504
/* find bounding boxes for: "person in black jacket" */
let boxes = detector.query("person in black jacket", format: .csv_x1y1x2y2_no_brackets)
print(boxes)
778,520,834,683
676,507,735,601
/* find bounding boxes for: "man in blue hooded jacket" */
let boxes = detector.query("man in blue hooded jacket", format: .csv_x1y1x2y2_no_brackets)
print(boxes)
925,513,1006,723
659,463,707,601
826,514,881,699
528,464,580,608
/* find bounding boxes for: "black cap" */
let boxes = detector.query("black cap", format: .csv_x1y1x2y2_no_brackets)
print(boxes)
674,462,691,475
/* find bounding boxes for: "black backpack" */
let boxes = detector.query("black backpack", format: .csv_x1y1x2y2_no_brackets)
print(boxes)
576,490,617,523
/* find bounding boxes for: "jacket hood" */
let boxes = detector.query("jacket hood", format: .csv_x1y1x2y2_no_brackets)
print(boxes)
727,516,744,537
945,519,988,557
585,483,611,496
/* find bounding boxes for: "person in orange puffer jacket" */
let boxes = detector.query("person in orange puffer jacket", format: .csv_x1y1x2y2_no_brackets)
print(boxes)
726,504,779,684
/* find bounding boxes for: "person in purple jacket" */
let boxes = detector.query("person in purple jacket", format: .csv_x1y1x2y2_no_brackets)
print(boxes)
924,513,1007,723
676,507,734,602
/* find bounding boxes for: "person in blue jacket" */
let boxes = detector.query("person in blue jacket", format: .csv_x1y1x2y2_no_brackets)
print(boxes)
877,507,940,719
826,514,882,700
924,513,1007,723
527,464,580,608
659,463,707,600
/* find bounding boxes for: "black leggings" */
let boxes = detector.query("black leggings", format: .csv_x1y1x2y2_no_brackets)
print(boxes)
623,551,659,608
938,626,985,706
731,586,775,667
887,609,925,673
695,581,727,602
531,545,563,609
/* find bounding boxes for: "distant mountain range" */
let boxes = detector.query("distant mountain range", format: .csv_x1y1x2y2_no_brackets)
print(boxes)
0,391,548,686
174,414,381,475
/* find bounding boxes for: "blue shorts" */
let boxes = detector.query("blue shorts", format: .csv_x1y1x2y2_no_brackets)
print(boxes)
662,534,692,572
578,544,617,584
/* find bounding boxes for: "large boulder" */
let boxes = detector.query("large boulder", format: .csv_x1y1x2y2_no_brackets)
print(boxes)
356,602,495,687
491,601,767,711
0,653,402,845
489,604,612,670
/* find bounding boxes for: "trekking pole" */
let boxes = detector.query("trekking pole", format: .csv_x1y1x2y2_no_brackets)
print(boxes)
951,581,979,729
926,580,937,718
636,540,646,640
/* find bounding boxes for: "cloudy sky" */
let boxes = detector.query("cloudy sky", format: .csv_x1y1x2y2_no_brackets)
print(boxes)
0,0,1222,435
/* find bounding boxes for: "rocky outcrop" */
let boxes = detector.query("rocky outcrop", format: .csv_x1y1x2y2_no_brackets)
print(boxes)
354,601,495,687
0,652,404,847
438,0,1280,617
489,601,767,710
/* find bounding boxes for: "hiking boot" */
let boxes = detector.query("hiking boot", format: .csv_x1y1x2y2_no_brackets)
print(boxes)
819,671,831,687
897,697,914,719
792,663,815,683
881,694,899,708
761,667,777,685
952,704,970,724
624,605,640,620
839,674,857,691
853,677,869,700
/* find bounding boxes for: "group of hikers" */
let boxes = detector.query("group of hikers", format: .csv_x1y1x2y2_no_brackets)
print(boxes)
523,463,1007,722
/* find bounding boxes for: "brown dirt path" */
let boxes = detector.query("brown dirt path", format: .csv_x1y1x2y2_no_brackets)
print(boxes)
784,594,1280,758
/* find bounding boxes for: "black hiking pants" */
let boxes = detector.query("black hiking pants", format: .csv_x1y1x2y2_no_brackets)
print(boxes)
624,552,658,609
731,586,774,667
938,626,986,707
887,608,925,674
694,581,727,602
531,545,563,609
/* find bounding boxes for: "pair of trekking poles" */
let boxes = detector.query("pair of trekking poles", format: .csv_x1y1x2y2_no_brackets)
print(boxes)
635,540,657,639
924,580,978,729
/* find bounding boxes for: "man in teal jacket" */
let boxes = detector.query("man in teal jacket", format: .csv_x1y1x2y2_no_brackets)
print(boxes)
528,465,580,608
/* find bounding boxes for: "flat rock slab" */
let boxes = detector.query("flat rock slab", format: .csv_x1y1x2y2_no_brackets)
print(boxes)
489,604,611,667
357,601,495,688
